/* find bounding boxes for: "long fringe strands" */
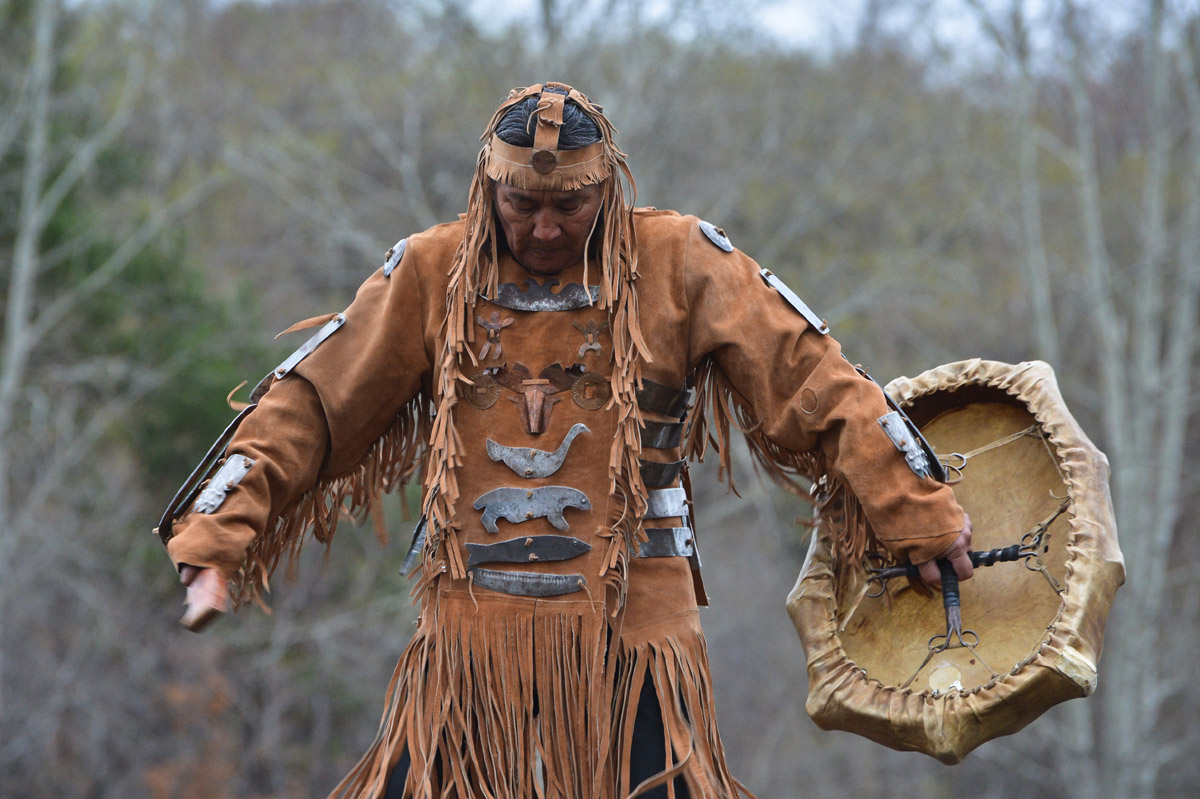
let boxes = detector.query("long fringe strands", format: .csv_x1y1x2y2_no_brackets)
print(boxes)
611,625,757,799
682,356,873,599
229,394,433,608
327,599,613,799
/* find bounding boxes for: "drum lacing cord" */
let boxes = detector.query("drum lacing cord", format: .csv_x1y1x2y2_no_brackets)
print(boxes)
938,424,1043,484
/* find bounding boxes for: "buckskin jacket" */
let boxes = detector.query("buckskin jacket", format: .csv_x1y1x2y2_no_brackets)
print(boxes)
165,209,965,799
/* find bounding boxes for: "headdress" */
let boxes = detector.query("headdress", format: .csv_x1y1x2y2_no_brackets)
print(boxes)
421,83,653,609
482,83,614,190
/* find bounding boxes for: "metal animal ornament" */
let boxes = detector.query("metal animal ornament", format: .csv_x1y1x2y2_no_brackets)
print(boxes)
486,423,590,478
472,486,591,533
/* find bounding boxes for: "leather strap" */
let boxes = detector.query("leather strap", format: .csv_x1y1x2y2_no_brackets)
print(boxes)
644,487,688,520
635,379,690,419
532,91,565,152
640,420,684,449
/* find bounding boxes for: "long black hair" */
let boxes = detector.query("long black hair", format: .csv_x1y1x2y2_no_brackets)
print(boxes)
493,84,602,150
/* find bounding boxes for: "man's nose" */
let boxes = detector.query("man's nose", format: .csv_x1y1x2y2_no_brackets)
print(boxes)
531,210,561,241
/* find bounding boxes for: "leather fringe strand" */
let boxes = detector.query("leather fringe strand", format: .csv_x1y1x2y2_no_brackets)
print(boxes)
683,356,873,598
228,394,433,608
326,598,755,799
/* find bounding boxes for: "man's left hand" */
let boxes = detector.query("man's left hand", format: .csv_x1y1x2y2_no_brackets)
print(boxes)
917,512,974,588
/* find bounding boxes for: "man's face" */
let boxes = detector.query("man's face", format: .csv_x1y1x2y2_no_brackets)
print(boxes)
494,182,603,275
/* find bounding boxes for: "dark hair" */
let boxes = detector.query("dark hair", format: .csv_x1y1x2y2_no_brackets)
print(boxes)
493,84,602,151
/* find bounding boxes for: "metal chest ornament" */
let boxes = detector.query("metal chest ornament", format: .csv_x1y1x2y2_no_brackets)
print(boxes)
787,359,1124,764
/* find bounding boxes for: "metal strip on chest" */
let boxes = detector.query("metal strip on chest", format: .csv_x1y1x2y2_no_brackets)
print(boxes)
644,487,688,521
634,527,695,559
640,420,684,449
466,535,592,569
487,279,601,312
470,568,586,597
639,459,685,488
636,379,691,419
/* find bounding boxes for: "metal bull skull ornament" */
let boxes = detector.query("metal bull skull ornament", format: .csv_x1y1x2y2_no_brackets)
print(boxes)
495,363,583,434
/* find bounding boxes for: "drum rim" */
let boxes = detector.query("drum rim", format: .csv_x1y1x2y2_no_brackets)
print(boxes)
788,358,1124,763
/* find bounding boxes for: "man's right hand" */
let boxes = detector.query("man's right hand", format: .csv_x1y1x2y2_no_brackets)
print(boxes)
916,512,974,588
179,565,229,632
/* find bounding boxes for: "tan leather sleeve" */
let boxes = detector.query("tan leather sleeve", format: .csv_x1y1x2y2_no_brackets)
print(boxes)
167,232,437,578
682,218,964,564
166,376,329,577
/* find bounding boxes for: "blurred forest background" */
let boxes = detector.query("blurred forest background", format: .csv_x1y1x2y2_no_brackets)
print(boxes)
2,0,1198,796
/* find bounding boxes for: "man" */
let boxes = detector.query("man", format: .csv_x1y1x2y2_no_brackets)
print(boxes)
163,82,972,799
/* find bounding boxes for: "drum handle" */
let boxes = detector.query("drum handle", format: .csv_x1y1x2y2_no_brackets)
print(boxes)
939,559,962,639
870,544,1028,584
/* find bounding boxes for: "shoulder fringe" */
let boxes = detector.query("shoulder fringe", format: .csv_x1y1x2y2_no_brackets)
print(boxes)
683,355,874,594
228,394,433,608
324,597,756,799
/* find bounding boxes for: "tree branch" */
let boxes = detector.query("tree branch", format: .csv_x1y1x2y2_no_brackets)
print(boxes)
24,173,226,353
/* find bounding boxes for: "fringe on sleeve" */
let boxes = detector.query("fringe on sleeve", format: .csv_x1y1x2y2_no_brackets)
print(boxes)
228,393,433,608
682,355,876,596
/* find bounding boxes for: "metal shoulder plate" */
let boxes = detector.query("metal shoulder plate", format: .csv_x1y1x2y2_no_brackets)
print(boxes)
699,219,733,252
383,238,407,277
759,269,829,335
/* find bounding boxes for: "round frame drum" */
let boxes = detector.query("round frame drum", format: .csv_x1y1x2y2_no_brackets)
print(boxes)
787,359,1124,763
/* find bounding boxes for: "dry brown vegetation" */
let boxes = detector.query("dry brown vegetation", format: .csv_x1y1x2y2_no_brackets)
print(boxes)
2,0,1197,797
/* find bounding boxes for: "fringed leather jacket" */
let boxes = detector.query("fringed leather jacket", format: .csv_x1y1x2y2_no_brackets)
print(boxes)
163,210,964,799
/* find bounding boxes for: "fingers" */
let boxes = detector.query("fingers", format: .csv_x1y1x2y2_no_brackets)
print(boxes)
179,565,199,586
916,522,975,587
917,558,941,586
946,545,974,582
181,568,229,633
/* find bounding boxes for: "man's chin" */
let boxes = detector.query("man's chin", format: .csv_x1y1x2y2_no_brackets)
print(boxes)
519,254,575,275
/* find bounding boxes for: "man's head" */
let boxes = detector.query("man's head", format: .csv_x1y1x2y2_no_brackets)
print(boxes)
451,81,635,302
437,83,648,528
483,83,609,274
